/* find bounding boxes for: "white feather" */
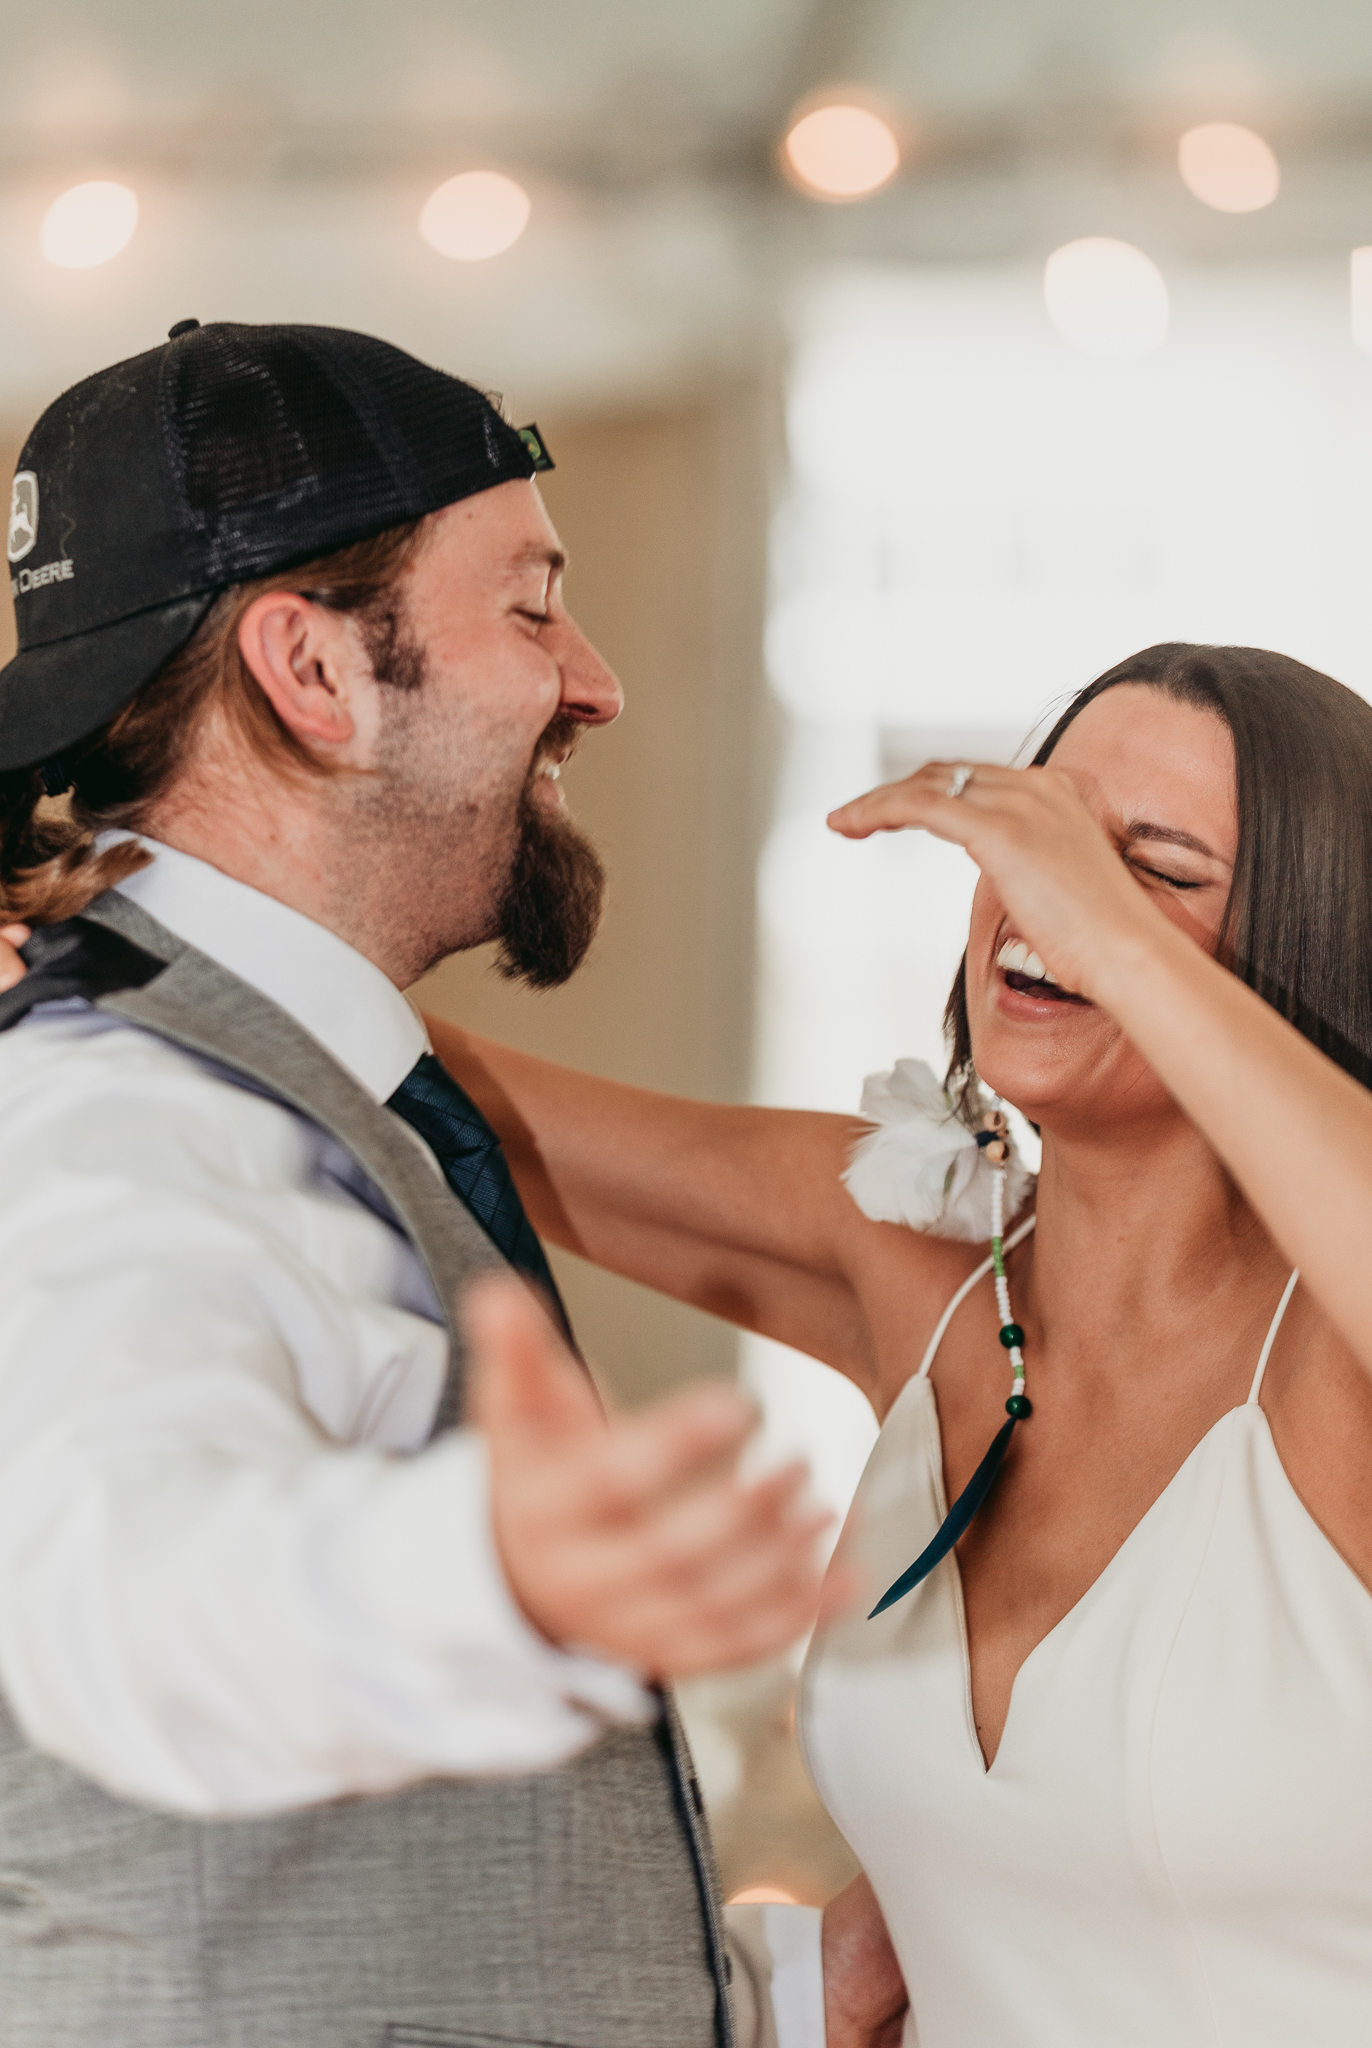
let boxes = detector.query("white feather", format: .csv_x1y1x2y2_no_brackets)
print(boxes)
841,1058,1035,1243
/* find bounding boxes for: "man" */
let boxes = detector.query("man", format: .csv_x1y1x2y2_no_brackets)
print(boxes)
0,324,905,2047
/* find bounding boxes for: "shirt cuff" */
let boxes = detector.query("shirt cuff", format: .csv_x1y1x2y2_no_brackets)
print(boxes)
724,1902,825,2048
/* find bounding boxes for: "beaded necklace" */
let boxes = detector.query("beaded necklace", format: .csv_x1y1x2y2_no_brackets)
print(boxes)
869,1104,1031,1619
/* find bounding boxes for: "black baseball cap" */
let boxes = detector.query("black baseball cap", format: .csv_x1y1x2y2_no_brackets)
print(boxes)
0,319,555,772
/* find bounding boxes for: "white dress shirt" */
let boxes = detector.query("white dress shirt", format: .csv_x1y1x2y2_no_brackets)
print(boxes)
0,838,823,2043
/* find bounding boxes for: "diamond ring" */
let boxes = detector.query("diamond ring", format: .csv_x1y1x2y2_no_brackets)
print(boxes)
946,764,974,799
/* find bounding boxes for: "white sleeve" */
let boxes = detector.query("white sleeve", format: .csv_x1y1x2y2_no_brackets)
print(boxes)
725,1903,826,2048
0,1023,653,1815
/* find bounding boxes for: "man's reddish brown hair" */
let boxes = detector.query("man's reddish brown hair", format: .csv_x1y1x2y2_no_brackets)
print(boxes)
0,519,425,925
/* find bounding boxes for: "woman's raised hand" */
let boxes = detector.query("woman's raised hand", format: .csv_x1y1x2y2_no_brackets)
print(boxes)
828,762,1168,1004
0,925,29,992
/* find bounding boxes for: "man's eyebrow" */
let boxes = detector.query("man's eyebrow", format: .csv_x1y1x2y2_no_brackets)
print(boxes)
507,542,567,577
1124,819,1221,861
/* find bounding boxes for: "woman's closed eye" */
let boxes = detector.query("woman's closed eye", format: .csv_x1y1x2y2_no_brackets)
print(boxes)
1125,855,1205,891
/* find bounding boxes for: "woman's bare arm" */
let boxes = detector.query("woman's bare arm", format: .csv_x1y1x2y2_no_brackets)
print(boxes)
425,1017,927,1393
0,926,961,1398
1089,913,1372,1375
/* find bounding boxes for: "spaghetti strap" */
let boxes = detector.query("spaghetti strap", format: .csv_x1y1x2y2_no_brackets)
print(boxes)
1247,1268,1300,1406
916,1214,1037,1380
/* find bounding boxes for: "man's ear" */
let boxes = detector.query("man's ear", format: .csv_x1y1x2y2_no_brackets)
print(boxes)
236,592,362,752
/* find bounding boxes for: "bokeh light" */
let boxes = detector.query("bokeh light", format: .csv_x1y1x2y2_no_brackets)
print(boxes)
783,103,899,200
1178,123,1280,213
728,1884,799,1905
40,181,138,269
1043,238,1169,361
419,171,531,261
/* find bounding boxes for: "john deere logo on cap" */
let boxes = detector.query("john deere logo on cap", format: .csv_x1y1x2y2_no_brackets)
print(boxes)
517,424,555,474
7,472,37,564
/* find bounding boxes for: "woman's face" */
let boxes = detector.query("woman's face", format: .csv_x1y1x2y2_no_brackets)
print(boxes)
965,682,1237,1135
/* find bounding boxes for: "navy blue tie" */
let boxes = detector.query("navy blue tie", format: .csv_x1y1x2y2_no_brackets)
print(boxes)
387,1052,574,1343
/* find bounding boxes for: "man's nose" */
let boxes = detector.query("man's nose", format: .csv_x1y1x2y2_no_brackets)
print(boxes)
559,619,623,726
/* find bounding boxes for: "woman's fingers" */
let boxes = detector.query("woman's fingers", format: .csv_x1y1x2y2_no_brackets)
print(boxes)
828,761,1019,840
827,760,1078,839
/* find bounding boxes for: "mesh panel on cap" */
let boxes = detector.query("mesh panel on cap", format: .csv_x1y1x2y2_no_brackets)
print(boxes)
166,328,365,518
313,329,511,500
155,323,532,585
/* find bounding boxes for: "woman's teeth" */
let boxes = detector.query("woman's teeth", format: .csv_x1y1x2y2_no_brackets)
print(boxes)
996,939,1058,985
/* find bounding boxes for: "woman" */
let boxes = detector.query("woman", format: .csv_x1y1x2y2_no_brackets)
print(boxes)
421,639,1372,2044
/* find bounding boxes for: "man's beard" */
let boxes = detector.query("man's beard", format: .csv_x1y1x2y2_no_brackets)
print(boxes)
356,674,606,988
492,731,606,992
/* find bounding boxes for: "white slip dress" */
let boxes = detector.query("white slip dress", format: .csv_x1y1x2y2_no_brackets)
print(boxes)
800,1249,1372,2046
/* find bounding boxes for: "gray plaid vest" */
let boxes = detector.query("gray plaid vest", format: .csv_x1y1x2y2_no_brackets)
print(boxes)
0,891,731,2048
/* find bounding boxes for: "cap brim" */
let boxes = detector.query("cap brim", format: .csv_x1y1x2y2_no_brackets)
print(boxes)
0,594,218,771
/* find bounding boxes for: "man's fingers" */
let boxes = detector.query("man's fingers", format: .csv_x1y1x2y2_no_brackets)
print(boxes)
0,924,29,993
814,1556,863,1625
587,1469,835,1673
628,1459,820,1587
646,1559,830,1674
600,1541,826,1677
579,1380,762,1520
465,1274,601,1443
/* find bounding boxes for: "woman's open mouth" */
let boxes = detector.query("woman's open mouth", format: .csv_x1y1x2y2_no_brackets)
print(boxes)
996,940,1092,1006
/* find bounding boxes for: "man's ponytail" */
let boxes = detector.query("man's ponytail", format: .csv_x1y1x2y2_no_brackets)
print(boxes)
0,769,150,924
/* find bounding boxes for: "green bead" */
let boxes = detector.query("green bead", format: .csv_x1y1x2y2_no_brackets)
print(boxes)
998,1323,1024,1349
1006,1394,1033,1419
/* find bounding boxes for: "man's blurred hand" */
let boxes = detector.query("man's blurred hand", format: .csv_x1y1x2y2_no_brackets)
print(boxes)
823,1872,908,2048
468,1275,839,1677
0,924,29,991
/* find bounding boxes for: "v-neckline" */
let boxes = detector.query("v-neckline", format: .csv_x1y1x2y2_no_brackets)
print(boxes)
920,1378,1246,1776
900,1260,1301,1773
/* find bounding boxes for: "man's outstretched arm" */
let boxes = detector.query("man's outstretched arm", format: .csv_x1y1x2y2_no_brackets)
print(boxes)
0,1028,833,1813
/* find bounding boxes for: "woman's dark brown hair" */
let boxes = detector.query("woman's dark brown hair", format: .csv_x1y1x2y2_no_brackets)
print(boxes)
944,641,1372,1110
0,519,425,926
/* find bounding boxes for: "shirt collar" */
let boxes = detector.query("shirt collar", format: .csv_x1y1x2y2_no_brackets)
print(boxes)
101,834,428,1103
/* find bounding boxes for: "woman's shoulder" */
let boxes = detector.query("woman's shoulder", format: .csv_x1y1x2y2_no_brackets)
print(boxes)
838,1058,1036,1411
842,1057,1035,1243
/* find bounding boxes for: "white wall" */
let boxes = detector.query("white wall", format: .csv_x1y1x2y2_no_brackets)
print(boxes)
748,254,1372,1522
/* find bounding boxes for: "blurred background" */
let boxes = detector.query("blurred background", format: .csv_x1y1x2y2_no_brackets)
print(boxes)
8,0,1372,1904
